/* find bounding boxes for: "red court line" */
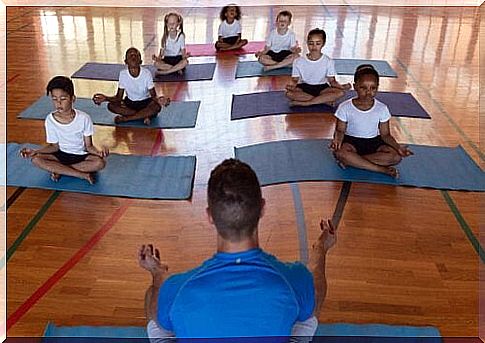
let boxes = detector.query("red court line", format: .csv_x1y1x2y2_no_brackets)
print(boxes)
270,76,278,91
150,82,185,156
7,74,20,84
6,201,132,331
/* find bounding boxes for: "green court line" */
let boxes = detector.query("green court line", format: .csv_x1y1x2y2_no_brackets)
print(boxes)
394,64,484,263
7,191,61,262
441,191,485,263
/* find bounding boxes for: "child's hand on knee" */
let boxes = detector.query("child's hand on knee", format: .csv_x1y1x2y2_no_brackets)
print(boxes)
92,94,106,105
19,147,36,158
398,145,413,157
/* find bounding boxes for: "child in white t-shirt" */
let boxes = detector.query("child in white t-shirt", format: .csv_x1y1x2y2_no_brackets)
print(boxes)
286,28,350,107
215,4,248,51
256,10,300,71
20,76,108,184
152,13,189,76
93,47,170,125
330,65,413,177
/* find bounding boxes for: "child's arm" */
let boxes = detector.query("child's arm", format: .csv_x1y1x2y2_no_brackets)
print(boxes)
84,136,109,157
20,143,59,158
153,47,164,62
181,47,190,59
256,45,270,58
93,88,124,105
379,121,413,157
327,77,351,90
330,119,347,151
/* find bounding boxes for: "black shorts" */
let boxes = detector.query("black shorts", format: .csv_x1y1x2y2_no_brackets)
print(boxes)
162,55,183,66
267,50,292,62
343,135,386,156
296,83,330,97
123,97,153,111
222,36,239,45
53,150,89,165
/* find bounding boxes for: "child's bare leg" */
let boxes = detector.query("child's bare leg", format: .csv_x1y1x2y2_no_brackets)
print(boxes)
216,41,233,50
336,144,398,177
264,54,297,71
286,88,314,102
218,39,248,51
362,145,402,166
70,155,106,173
32,154,95,184
236,39,248,49
155,59,188,75
108,101,137,116
115,101,161,125
153,60,173,71
290,88,345,107
258,55,278,66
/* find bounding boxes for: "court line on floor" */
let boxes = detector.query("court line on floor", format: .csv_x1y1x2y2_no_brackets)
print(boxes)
6,187,26,210
6,191,61,262
6,200,131,331
291,183,309,264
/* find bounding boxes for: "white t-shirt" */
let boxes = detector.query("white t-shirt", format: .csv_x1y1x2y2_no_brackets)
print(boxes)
45,109,94,155
266,29,296,53
335,98,391,138
164,33,185,57
118,67,154,101
291,54,336,85
218,19,242,38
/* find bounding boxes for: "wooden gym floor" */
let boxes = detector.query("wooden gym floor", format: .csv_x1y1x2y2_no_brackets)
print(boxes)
4,3,483,339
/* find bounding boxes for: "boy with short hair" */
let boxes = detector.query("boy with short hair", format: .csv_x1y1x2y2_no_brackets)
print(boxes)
92,47,170,126
20,76,108,184
256,10,301,71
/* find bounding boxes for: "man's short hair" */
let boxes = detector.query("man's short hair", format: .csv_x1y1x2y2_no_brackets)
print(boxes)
207,159,263,242
46,76,75,97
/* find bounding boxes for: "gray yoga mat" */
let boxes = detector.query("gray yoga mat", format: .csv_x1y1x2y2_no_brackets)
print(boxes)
234,139,485,192
231,90,430,120
71,62,216,82
235,59,398,78
18,96,200,129
7,143,196,200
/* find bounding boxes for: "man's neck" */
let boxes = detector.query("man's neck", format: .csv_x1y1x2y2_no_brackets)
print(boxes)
217,235,259,253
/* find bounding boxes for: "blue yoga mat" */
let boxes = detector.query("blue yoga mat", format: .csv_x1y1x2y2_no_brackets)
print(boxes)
235,59,398,78
231,91,430,120
18,96,200,129
72,62,216,82
7,143,196,200
43,323,441,343
234,139,485,192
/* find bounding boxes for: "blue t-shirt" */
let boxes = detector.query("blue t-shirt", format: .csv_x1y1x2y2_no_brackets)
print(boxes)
157,248,315,338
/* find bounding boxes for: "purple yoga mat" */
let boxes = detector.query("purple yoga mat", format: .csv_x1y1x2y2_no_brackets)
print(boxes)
231,90,430,120
72,62,216,82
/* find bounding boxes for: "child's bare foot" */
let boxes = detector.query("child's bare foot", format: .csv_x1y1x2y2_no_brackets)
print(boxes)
114,115,124,124
85,173,96,185
143,117,151,126
384,166,399,178
50,172,61,182
332,153,346,169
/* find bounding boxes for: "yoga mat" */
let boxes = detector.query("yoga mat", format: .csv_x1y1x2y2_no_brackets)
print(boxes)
18,96,199,129
7,143,196,200
231,91,430,120
234,139,485,192
187,41,265,57
71,62,216,82
236,59,398,78
43,323,441,343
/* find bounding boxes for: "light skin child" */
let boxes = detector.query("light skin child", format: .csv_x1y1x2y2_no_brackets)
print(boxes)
215,6,248,51
329,73,413,178
256,13,301,71
92,48,170,126
152,13,190,76
285,32,351,107
20,89,108,184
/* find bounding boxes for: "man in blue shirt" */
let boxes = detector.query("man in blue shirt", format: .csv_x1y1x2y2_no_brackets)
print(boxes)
138,159,337,341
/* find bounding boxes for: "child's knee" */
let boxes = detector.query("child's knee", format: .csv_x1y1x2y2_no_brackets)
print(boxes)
31,155,42,167
107,102,119,113
392,153,402,165
94,157,106,170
